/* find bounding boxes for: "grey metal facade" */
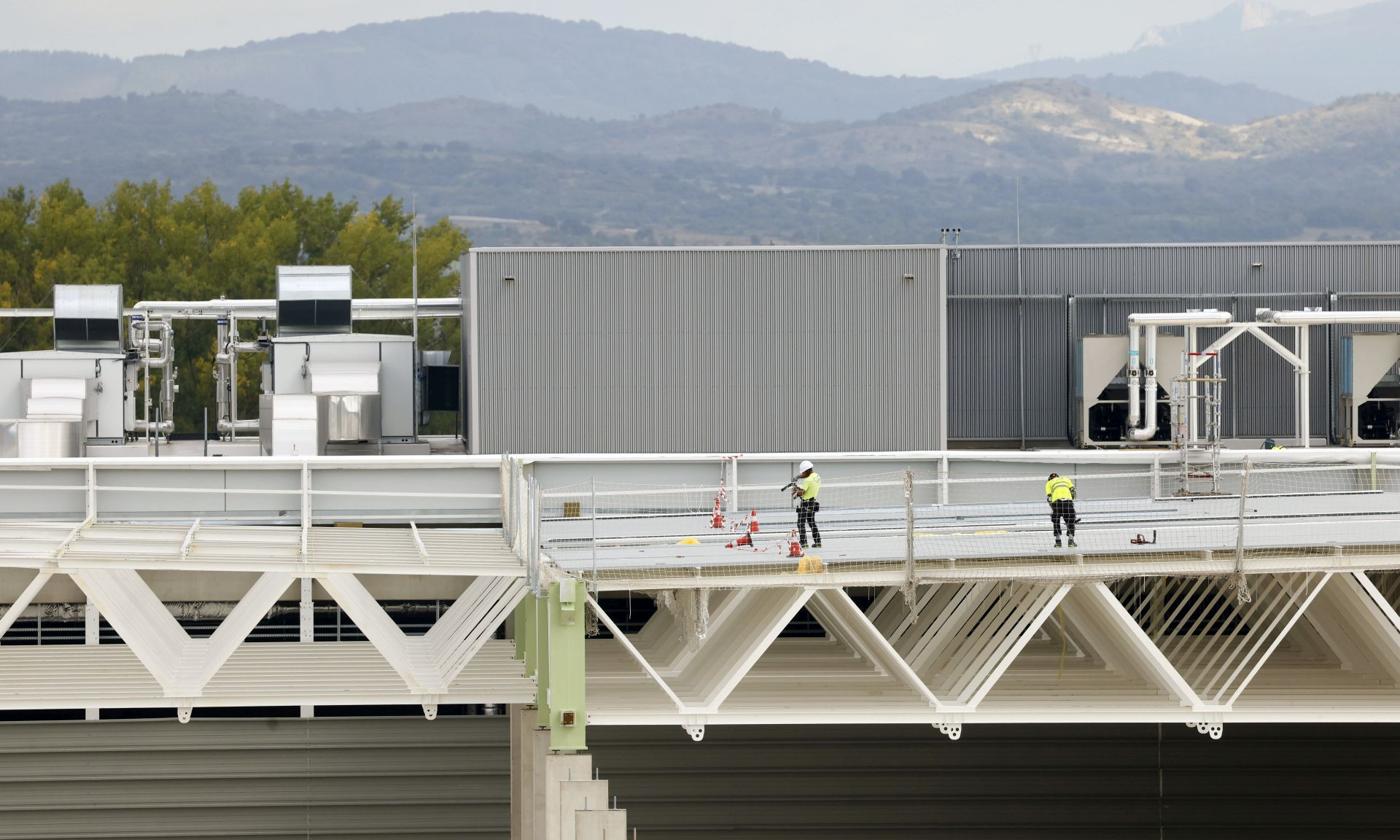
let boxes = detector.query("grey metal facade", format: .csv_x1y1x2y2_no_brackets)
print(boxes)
467,247,946,453
0,717,509,839
588,723,1400,839
949,242,1400,443
5,717,1397,839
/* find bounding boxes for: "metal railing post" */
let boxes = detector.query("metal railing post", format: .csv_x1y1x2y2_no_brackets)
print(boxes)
1232,457,1252,603
527,476,542,595
939,455,950,506
300,460,312,563
903,469,916,605
85,462,97,524
590,477,598,585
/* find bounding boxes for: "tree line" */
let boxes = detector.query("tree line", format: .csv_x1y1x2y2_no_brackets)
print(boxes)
0,179,469,433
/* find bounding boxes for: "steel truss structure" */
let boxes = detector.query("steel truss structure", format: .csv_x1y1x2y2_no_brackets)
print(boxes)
4,450,1400,745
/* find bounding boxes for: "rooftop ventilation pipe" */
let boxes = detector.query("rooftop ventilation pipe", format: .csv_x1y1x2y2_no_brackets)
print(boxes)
1256,309,1400,326
1126,311,1233,441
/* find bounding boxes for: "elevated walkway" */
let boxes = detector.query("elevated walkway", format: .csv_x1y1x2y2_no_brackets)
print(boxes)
0,449,1398,743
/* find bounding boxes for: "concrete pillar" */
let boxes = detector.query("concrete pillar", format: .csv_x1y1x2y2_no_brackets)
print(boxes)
574,810,628,840
543,748,592,840
510,704,534,840
558,780,609,840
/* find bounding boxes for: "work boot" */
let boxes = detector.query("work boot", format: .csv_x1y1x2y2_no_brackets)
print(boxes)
1068,538,1078,548
813,541,822,548
1054,539,1062,548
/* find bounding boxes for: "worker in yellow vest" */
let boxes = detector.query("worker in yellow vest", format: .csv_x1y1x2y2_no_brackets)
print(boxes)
790,460,822,549
1045,472,1077,549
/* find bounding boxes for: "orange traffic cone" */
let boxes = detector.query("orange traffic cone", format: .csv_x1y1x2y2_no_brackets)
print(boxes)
734,532,753,548
748,509,760,533
787,530,803,558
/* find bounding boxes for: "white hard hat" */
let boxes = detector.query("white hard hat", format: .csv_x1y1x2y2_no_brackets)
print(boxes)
798,460,814,473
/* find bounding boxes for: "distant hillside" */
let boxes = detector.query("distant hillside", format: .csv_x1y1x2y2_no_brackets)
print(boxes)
2,82,1398,245
990,0,1400,104
0,12,978,122
0,11,1305,124
1071,72,1308,125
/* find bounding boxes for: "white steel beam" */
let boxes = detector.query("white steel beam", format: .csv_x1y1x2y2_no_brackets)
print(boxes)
671,587,813,712
0,571,53,640
319,572,526,695
963,584,1071,708
1062,583,1204,709
807,589,944,711
585,592,688,713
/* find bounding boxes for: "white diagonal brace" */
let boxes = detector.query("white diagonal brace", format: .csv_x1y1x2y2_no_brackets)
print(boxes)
182,571,296,688
809,588,944,711
1302,572,1400,681
963,583,1072,709
318,572,428,691
0,570,53,639
429,576,527,684
70,568,187,692
586,592,688,713
678,587,813,711
906,581,998,673
1223,572,1333,708
1064,583,1204,709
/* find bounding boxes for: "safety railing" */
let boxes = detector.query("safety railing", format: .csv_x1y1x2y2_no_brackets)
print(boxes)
510,450,1400,587
0,455,505,527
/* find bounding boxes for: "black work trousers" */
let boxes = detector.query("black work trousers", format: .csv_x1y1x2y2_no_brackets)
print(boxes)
1050,499,1076,540
797,498,821,547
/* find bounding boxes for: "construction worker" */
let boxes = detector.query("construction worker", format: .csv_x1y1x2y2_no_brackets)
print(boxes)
791,460,822,549
1262,438,1285,450
1045,472,1076,548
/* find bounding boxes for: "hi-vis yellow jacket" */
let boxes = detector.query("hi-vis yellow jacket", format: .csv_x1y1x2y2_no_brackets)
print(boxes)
1045,476,1075,503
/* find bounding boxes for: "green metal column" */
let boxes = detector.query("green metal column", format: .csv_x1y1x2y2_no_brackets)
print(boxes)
545,579,586,751
515,581,587,752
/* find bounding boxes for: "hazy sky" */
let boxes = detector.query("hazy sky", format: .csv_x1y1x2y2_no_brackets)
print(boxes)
0,0,1375,77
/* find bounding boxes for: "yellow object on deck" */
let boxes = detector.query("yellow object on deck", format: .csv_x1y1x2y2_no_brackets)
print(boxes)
796,555,824,573
677,536,701,545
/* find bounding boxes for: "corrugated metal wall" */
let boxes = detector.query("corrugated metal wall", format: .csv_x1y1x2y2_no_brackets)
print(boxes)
949,243,1400,442
0,717,509,840
469,247,946,453
4,718,1399,838
590,723,1400,839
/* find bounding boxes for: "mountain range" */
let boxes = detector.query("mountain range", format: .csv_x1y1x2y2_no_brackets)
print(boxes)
0,7,1343,124
1,3,1399,245
3,78,1397,245
991,0,1400,104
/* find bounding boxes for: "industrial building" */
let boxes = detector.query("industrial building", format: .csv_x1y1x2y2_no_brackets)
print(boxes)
1,243,1400,838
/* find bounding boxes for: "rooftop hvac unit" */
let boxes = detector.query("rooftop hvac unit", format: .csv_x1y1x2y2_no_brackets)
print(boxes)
276,266,352,335
1076,334,1184,447
1341,333,1400,446
53,284,123,353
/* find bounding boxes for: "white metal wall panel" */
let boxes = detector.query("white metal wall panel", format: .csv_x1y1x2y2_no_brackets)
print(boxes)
469,247,946,453
0,717,509,840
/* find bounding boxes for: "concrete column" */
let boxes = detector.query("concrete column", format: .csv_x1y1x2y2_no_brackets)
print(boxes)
574,810,628,840
510,704,534,840
558,780,609,840
542,746,592,840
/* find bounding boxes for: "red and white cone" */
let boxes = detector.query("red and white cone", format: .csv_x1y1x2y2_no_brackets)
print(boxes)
748,509,760,534
787,529,803,558
710,497,725,529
